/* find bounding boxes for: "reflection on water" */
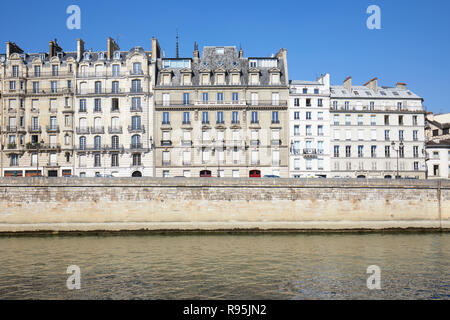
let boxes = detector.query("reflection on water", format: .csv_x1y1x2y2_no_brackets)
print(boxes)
0,233,448,299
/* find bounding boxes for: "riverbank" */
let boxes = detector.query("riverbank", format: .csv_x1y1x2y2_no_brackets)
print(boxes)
0,178,448,233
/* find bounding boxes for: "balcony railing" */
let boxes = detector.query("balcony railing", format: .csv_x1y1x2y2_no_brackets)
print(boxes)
91,126,105,134
303,148,317,158
128,125,145,133
130,106,143,112
28,71,74,78
108,126,123,134
162,160,171,166
130,143,144,150
130,87,143,93
181,140,192,146
161,140,172,147
250,139,260,146
76,127,90,134
271,139,281,146
46,125,60,133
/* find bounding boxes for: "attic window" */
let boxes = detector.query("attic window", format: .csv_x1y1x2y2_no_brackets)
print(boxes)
216,48,224,54
354,91,359,96
217,61,223,66
407,92,412,96
380,91,386,96
232,61,238,66
98,52,105,60
365,91,372,96
57,52,63,59
392,91,399,96
83,52,91,60
341,90,346,94
202,61,208,67
39,53,46,60
113,51,121,59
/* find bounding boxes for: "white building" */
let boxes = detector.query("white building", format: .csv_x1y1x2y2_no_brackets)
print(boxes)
289,74,331,178
330,77,426,179
426,139,450,179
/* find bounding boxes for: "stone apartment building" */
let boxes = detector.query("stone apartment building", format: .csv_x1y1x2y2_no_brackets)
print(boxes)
425,112,450,179
0,40,75,177
289,74,331,178
73,37,159,177
153,45,290,178
329,77,427,179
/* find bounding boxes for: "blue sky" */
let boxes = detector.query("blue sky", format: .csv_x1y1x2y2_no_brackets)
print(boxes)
1,0,449,113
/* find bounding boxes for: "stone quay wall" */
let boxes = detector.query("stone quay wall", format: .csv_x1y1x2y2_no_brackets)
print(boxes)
0,178,448,232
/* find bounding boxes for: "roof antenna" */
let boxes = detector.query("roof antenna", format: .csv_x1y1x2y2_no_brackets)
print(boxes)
116,33,121,46
176,28,179,58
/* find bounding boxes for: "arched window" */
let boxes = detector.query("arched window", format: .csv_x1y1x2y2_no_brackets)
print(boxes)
131,134,141,148
132,62,142,75
111,135,119,149
94,117,102,129
94,136,101,149
79,117,87,129
79,136,86,150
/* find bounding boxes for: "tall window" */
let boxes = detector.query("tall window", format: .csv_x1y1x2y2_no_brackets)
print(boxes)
131,135,141,148
183,112,190,124
94,136,102,149
217,111,224,124
232,111,239,124
132,116,141,130
358,145,364,158
34,65,41,77
111,153,119,167
131,80,141,92
334,146,339,158
202,112,209,124
202,92,208,103
132,97,141,111
162,112,170,124
112,136,119,149
94,154,101,167
132,62,142,75
232,92,239,102
371,146,377,158
79,136,86,150
217,92,223,102
94,99,102,112
251,111,258,124
79,99,86,112
133,153,141,166
95,81,102,94
112,64,120,77
183,93,189,105
112,81,119,94
52,65,59,76
272,111,279,124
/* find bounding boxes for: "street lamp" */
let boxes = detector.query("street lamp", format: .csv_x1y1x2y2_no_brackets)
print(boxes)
391,140,404,179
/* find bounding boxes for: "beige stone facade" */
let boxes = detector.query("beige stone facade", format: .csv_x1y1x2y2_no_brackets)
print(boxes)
153,46,290,178
0,41,75,177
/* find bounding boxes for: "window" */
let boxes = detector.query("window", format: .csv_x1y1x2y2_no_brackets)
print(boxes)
12,66,19,77
318,125,323,136
112,98,119,111
95,81,102,94
183,112,190,124
370,101,374,110
399,145,405,158
385,130,390,141
232,92,239,102
272,111,279,124
332,101,338,110
358,115,363,125
133,153,142,166
94,99,102,112
318,112,323,120
294,125,300,136
52,65,59,76
413,146,419,158
112,64,120,77
318,99,323,107
202,92,208,103
112,81,119,94
306,112,312,120
294,98,300,107
202,112,209,124
251,93,258,105
217,92,223,102
111,154,119,167
217,111,224,124
371,146,377,158
34,66,41,77
112,136,119,149
94,154,101,167
399,130,404,141
414,162,419,171
306,98,311,107
132,62,142,75
132,116,141,130
162,112,170,124
294,112,300,120
302,88,308,94
334,115,339,125
306,125,312,136
346,146,351,157
79,136,86,150
251,111,258,124
131,97,141,111
385,146,390,158
9,81,16,90
334,146,339,158
183,93,189,105
79,99,86,112
10,154,18,166
370,115,376,126
344,101,349,110
131,135,141,148
399,115,404,125
413,116,418,126
232,111,239,124
413,130,418,141
33,82,39,93
345,115,351,125
94,136,102,149
358,145,364,158
131,79,141,92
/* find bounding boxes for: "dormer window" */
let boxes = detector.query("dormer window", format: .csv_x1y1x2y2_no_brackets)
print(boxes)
83,52,91,60
216,48,224,55
57,52,63,59
180,69,192,85
113,51,121,60
98,52,105,60
249,60,257,68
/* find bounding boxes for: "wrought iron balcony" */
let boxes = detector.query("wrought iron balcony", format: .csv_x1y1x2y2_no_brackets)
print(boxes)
76,127,90,134
128,125,145,133
46,125,60,133
161,140,172,147
91,126,105,134
108,126,123,134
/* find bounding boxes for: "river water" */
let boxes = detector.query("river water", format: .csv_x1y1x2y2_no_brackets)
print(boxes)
0,233,448,299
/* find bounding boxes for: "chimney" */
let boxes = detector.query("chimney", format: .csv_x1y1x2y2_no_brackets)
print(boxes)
77,38,85,61
49,40,54,58
151,37,161,61
107,37,120,60
6,41,23,58
275,48,288,84
363,77,378,92
238,46,243,58
343,76,352,90
193,41,199,58
396,82,407,90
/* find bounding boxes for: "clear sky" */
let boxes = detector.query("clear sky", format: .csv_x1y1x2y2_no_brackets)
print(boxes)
1,0,449,113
